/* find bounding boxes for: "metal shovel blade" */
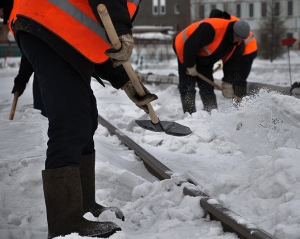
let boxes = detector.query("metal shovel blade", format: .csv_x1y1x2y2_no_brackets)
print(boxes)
135,120,192,136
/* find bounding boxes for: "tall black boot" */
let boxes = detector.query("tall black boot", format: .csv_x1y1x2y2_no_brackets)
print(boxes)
181,93,196,114
200,94,218,112
234,85,247,98
79,153,125,221
42,166,121,239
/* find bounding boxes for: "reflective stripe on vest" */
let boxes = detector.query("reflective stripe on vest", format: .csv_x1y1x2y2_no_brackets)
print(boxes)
175,18,231,64
11,0,137,63
245,34,253,44
222,41,242,63
243,32,257,55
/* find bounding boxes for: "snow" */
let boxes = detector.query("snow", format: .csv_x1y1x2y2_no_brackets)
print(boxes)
1,52,300,239
133,32,172,40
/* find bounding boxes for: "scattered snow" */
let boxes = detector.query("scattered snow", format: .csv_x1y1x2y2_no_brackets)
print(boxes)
1,53,300,239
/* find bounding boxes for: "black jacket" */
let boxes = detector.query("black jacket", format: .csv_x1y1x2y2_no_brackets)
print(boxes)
13,0,133,88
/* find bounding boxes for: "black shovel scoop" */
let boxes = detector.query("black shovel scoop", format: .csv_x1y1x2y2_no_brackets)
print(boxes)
98,4,192,137
135,120,192,136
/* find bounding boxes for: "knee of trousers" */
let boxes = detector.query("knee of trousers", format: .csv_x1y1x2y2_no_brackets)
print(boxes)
45,118,93,168
198,85,215,96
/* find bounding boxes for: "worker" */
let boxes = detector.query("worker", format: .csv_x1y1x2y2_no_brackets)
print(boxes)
209,9,258,98
6,0,158,238
173,17,249,113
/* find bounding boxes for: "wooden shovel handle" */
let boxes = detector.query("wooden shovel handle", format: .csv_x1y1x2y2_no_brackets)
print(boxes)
97,4,159,124
197,72,242,102
9,92,19,120
212,63,222,73
197,72,223,91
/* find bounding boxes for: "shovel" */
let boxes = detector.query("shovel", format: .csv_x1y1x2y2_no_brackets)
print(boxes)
9,92,19,120
97,4,192,136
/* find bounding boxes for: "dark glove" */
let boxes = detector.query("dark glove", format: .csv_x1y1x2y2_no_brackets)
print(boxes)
121,80,158,114
11,81,26,97
105,34,134,67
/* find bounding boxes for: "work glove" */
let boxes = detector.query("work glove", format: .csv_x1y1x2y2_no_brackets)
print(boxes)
221,81,234,99
186,65,197,76
11,81,26,97
121,80,158,114
105,34,134,67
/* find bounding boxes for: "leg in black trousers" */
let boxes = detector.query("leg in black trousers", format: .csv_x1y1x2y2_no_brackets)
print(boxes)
17,31,121,238
32,74,47,117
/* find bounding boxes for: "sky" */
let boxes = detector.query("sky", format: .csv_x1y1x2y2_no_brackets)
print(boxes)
0,52,300,239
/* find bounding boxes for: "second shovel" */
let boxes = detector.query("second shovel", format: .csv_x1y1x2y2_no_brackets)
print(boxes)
97,4,192,137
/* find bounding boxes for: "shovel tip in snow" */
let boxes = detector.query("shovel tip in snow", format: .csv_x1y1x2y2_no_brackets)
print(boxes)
135,120,192,136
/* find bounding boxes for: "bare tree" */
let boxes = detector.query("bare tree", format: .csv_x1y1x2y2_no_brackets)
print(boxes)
257,0,286,61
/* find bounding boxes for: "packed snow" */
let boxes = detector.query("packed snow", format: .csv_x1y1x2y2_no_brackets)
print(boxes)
1,51,300,239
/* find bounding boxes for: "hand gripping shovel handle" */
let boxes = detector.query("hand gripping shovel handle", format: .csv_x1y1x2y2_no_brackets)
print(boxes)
197,72,242,102
97,4,159,124
9,92,19,120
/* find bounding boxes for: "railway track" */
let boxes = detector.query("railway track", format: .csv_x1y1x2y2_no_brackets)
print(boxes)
136,71,300,99
98,115,277,239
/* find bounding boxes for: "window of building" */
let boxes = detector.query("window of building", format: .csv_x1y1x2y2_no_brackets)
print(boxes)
160,0,166,15
152,0,158,15
261,2,267,17
211,4,216,11
287,32,293,38
236,3,241,17
274,2,280,16
199,4,205,19
224,3,229,12
287,1,293,16
174,3,180,14
249,3,254,17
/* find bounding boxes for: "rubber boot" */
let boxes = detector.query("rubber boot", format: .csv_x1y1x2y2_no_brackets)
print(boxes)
79,152,125,220
181,93,196,114
234,86,247,98
200,94,218,113
42,166,121,239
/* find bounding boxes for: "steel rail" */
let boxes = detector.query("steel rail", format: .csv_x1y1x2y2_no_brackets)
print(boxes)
136,72,300,99
98,115,277,239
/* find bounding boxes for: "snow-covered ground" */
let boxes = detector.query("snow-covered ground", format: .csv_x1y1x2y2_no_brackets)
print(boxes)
0,52,300,239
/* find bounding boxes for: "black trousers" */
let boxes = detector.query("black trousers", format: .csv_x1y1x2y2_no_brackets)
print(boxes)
177,59,215,97
17,31,98,169
32,74,47,117
233,58,254,87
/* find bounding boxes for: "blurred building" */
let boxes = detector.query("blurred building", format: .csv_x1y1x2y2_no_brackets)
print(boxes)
190,0,300,49
132,0,191,62
0,21,21,57
1,0,299,57
133,0,190,33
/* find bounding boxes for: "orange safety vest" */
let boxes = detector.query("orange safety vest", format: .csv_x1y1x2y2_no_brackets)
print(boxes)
175,18,235,64
9,0,140,64
8,0,20,33
229,15,257,56
127,0,140,18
